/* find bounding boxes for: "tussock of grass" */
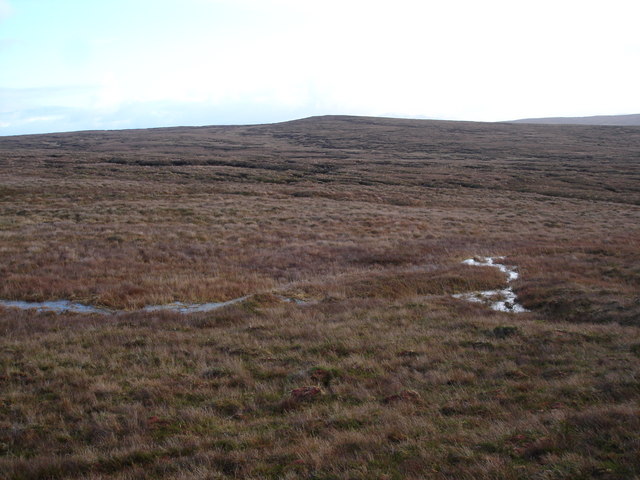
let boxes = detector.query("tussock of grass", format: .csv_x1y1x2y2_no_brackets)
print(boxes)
1,302,639,479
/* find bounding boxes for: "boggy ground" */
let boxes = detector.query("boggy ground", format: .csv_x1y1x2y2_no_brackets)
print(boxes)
0,116,639,478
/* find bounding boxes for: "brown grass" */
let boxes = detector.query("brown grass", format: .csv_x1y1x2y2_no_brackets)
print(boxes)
0,115,639,478
1,302,639,479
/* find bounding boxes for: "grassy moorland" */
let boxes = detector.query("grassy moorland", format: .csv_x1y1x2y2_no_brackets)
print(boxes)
0,116,639,479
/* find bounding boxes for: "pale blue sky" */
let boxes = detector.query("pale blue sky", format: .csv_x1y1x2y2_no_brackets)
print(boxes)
1,0,639,135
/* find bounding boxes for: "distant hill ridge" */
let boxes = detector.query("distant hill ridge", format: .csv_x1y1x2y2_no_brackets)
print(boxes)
510,113,640,126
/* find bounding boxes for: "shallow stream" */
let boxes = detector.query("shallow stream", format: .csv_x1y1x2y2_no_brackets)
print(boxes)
1,257,528,315
0,296,253,315
453,256,528,313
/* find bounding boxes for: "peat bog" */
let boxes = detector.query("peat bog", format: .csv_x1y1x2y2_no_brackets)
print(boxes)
1,116,639,479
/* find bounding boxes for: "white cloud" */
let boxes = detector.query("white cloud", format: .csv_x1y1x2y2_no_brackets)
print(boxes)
0,0,12,20
2,0,640,134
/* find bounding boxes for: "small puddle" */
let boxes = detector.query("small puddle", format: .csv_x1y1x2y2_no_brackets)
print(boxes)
0,299,113,315
0,294,306,315
275,295,309,305
453,256,528,313
141,296,250,314
0,296,252,315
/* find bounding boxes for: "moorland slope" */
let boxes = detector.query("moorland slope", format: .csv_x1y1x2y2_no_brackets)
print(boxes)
511,112,640,126
0,116,639,479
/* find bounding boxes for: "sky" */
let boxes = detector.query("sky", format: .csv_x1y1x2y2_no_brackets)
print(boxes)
1,0,639,135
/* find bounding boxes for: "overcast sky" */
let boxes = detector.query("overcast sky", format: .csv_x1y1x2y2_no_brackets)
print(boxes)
1,0,639,135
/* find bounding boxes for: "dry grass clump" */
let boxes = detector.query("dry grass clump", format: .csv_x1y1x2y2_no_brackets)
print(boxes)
1,299,639,479
512,240,640,325
289,264,506,301
1,115,639,477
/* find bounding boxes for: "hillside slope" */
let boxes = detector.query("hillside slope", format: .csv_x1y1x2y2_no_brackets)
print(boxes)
1,115,640,479
511,113,640,126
